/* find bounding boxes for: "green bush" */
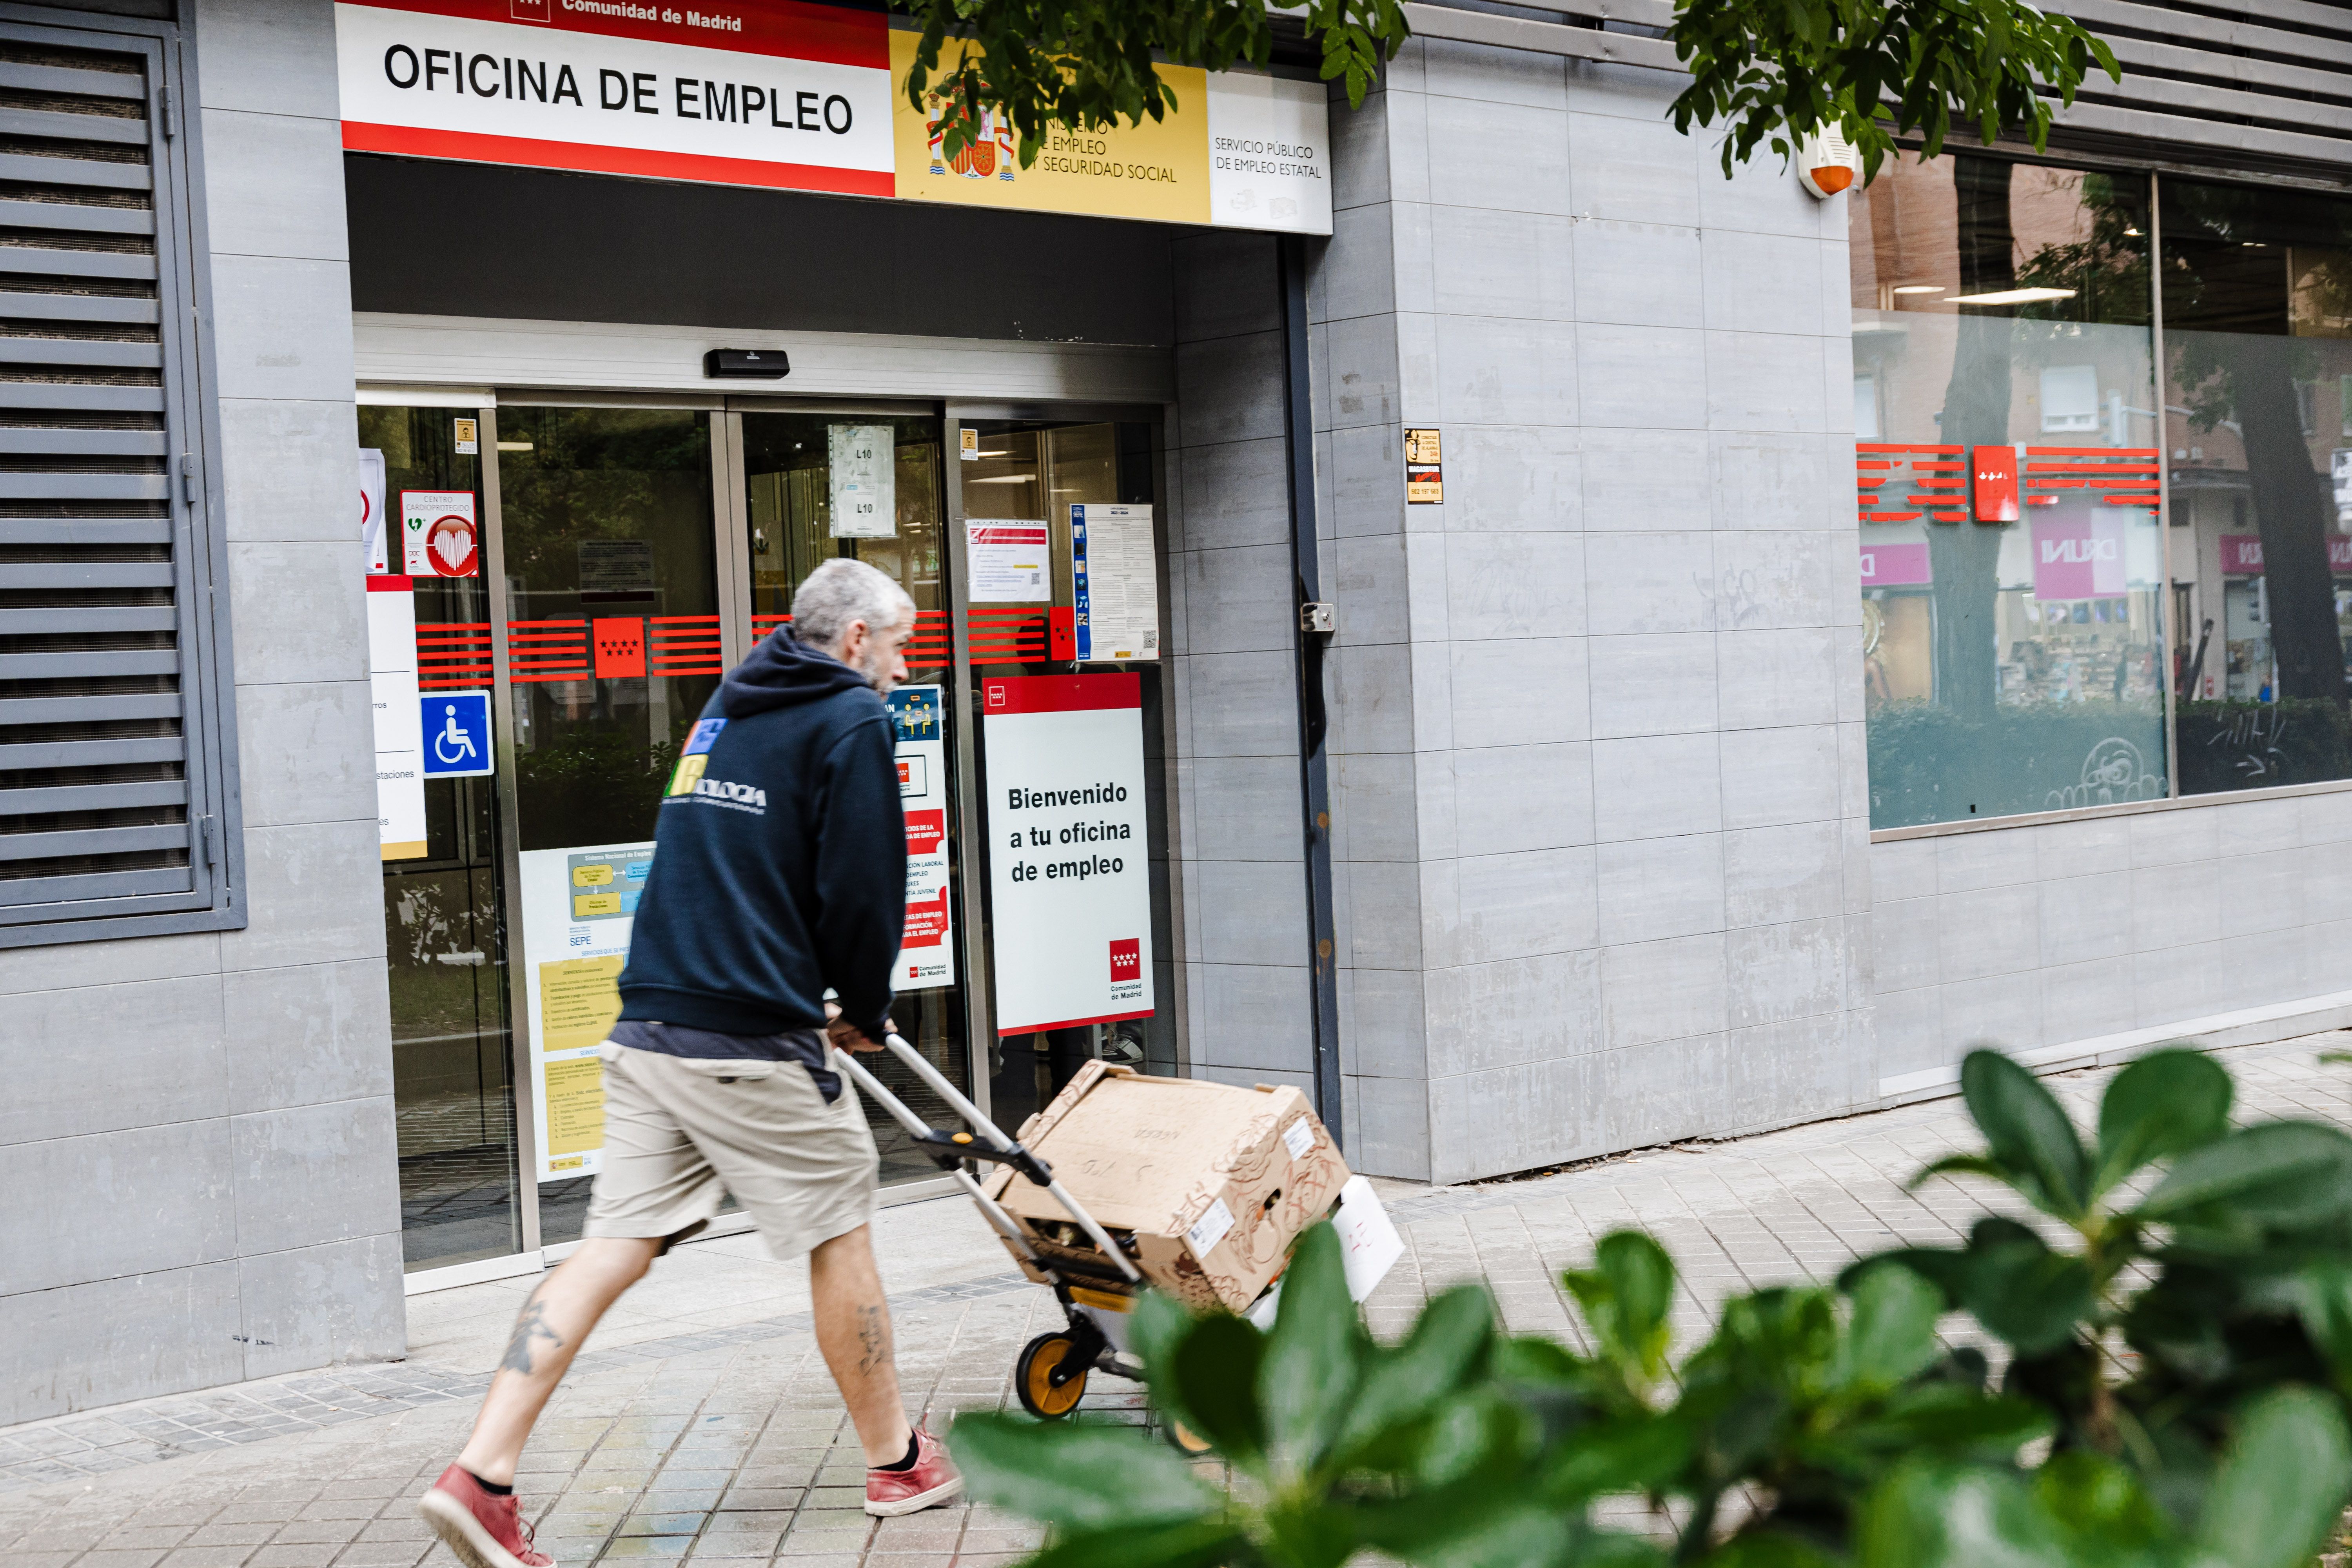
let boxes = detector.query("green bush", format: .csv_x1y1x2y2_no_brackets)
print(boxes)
954,1049,2352,1567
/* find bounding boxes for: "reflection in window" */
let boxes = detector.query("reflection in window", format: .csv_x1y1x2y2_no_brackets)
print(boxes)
2161,179,2352,791
1851,154,2165,827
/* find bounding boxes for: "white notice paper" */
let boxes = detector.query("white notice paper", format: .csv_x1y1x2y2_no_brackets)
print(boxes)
359,448,386,574
966,521,1049,603
828,424,896,539
1070,503,1158,661
368,579,425,860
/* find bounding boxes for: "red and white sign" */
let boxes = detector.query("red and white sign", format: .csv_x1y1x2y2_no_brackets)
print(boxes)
2221,534,2352,575
888,684,953,991
1972,445,2020,523
2033,515,2129,599
334,0,893,196
401,488,479,577
983,673,1152,1035
1857,541,1930,586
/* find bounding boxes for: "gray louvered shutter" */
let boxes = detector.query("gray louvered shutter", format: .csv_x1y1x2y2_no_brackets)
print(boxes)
0,18,237,940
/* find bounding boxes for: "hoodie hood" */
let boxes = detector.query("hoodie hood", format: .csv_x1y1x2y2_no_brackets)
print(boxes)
719,627,871,718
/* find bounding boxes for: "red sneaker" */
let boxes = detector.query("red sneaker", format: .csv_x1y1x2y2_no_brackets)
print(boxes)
417,1463,554,1568
865,1427,964,1516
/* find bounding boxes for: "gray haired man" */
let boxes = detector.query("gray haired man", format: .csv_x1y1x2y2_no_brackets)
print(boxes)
419,560,960,1568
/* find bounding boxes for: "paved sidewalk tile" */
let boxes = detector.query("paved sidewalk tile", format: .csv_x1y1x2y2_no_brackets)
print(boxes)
3,1033,2346,1565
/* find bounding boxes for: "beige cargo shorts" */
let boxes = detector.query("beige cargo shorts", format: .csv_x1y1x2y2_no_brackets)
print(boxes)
584,1040,878,1261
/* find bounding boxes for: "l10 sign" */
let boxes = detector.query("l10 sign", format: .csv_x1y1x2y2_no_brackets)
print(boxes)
983,674,1152,1035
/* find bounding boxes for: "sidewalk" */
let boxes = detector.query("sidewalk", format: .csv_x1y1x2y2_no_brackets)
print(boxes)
4,1034,2345,1568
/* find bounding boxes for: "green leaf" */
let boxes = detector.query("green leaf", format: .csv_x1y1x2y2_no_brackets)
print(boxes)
1395,1502,1576,1568
2138,1120,2352,1230
949,1413,1219,1530
1839,1261,1944,1391
1854,1461,2071,1568
1166,1312,1268,1465
1333,1284,1493,1463
2194,1388,2352,1568
1958,1051,2091,1220
1020,1518,1243,1568
1958,1222,2095,1356
2031,1452,2171,1554
1697,1533,1843,1568
2292,1259,2352,1393
1260,1222,1363,1472
2093,1047,2232,1194
1539,1412,1688,1503
1564,1230,1676,1388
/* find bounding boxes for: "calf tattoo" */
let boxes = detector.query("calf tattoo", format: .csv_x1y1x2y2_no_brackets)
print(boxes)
855,1304,891,1375
500,1293,565,1376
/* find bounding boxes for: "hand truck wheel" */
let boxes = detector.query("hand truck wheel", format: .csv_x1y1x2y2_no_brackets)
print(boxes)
1167,1420,1213,1454
1015,1331,1089,1418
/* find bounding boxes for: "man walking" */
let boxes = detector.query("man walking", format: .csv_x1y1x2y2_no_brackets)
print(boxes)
419,559,960,1568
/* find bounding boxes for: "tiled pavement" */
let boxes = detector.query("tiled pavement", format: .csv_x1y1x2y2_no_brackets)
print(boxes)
4,1033,2347,1567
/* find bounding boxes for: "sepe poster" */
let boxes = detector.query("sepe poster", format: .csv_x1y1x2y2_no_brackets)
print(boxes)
889,685,953,990
519,840,653,1183
982,673,1152,1034
1069,503,1158,661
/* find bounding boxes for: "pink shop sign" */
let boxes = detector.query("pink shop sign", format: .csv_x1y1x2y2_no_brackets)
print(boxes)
1858,542,1931,586
2033,515,2128,599
2221,534,2352,574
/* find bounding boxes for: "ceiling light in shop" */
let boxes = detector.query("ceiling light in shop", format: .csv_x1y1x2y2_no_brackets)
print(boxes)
496,441,534,451
1891,285,1945,294
965,475,1036,483
2124,227,2142,236
1948,287,2078,306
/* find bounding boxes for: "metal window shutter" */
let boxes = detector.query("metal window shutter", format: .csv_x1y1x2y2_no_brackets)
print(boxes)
0,20,230,935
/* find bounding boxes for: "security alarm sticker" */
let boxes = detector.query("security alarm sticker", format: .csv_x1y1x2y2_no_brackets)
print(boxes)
983,673,1152,1034
889,684,953,991
401,488,479,577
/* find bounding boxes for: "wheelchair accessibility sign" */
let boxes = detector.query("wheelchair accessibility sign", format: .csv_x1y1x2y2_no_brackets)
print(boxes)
420,690,493,778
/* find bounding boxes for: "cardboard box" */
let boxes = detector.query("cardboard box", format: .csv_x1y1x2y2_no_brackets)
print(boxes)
980,1061,1351,1314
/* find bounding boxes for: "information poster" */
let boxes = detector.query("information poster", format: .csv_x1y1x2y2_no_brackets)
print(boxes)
982,674,1152,1034
519,841,654,1182
1069,503,1159,661
889,685,953,990
401,488,479,577
578,539,653,597
367,577,426,860
828,424,896,539
967,520,1049,602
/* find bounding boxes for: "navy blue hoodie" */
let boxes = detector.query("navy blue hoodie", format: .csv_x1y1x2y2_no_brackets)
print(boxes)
616,629,906,1042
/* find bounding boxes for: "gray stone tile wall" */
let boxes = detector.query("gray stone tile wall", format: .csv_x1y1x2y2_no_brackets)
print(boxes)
1869,789,2352,1089
1310,41,1876,1183
0,0,399,1425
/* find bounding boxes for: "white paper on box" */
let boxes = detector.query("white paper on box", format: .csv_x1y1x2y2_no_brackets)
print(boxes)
1283,1116,1315,1161
1186,1195,1234,1255
1247,1175,1403,1328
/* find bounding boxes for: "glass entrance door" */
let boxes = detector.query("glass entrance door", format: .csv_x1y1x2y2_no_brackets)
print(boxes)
363,403,520,1274
737,410,975,1182
495,404,724,1245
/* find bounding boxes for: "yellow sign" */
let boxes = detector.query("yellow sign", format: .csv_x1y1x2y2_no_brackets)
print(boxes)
573,890,622,918
540,955,625,1054
544,1055,606,1158
572,862,613,887
891,33,1211,225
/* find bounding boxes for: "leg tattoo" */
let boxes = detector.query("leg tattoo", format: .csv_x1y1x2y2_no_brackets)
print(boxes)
854,1303,891,1376
499,1293,565,1376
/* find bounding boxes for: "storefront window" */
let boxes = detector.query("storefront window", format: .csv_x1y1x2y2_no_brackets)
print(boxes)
2161,178,2352,791
1851,154,2165,828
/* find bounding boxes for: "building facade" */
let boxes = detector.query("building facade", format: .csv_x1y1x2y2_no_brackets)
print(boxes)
6,0,2352,1424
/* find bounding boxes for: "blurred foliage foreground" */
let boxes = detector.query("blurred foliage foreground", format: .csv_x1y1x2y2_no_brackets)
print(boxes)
953,1049,2352,1567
